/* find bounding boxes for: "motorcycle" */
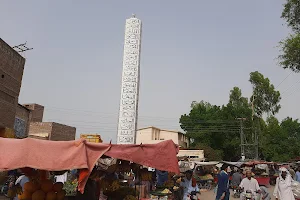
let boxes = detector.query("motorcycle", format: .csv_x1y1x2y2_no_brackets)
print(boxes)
187,191,200,200
232,186,242,198
244,190,254,200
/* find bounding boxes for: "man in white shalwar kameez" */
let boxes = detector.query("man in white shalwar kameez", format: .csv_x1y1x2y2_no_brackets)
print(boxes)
273,167,295,200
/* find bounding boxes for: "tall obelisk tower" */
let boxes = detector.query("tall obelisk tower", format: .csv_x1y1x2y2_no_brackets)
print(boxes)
117,15,142,144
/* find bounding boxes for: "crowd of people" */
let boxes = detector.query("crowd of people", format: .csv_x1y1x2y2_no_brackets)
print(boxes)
3,164,300,200
214,164,298,200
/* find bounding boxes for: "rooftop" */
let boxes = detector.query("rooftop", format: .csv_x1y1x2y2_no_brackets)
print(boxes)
137,126,185,134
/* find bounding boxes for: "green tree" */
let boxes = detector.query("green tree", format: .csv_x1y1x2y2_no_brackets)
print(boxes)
261,117,300,162
180,88,250,160
195,143,223,161
281,0,300,33
278,34,300,72
278,0,300,72
180,72,284,161
249,71,281,117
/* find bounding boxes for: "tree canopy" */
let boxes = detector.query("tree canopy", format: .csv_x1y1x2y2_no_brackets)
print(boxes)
278,0,300,72
180,71,299,162
249,71,281,117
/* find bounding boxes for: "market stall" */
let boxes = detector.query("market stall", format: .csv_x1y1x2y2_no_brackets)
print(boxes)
192,162,219,191
243,161,273,186
0,137,180,200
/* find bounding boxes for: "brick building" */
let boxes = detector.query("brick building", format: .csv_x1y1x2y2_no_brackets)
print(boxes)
25,103,76,141
28,122,76,141
0,38,26,136
23,104,44,122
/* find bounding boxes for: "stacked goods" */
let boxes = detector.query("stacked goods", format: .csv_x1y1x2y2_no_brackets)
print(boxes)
63,179,78,196
103,180,138,200
199,174,214,180
163,180,174,188
118,161,131,172
140,171,152,181
124,195,137,200
106,181,120,192
18,180,66,200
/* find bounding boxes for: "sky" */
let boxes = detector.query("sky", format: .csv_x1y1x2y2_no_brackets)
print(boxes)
1,1,299,142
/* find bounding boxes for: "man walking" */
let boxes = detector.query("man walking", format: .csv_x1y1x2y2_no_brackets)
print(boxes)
274,167,295,200
216,164,230,200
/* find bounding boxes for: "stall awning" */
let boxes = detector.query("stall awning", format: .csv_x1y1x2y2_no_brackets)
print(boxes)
0,137,179,193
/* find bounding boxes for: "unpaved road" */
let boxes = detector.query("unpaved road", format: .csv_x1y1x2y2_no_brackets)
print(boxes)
199,186,275,200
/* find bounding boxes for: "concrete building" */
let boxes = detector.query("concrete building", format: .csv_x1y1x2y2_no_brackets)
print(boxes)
0,38,26,135
136,126,190,148
28,122,76,141
177,149,205,161
117,15,142,144
23,103,76,141
23,103,44,122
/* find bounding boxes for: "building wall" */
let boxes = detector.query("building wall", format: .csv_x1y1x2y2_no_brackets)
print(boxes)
23,104,44,122
28,135,49,140
28,122,76,141
178,132,189,148
15,104,31,138
29,122,53,137
136,127,189,147
160,130,179,145
50,123,76,141
136,128,155,144
0,38,26,129
177,150,205,160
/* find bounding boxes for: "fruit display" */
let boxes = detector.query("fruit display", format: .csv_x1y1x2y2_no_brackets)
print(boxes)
199,174,214,180
7,185,22,198
17,180,66,200
104,186,138,200
106,180,120,192
163,180,174,188
161,189,171,194
140,171,152,181
124,195,137,200
63,180,77,196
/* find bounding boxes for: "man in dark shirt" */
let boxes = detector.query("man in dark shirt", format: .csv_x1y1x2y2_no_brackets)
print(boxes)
216,164,230,200
231,169,243,187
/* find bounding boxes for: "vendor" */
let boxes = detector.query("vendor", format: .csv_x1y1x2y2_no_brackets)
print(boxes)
75,168,98,200
156,170,168,187
180,170,200,200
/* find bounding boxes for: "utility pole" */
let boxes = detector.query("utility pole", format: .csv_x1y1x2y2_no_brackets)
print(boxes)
251,95,259,160
237,118,246,160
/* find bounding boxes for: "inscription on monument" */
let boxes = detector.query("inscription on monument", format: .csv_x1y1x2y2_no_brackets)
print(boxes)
117,15,142,144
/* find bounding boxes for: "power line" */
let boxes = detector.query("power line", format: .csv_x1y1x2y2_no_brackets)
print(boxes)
276,72,293,89
281,79,300,95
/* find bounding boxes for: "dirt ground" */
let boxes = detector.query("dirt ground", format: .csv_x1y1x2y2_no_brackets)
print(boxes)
199,186,275,200
0,187,276,200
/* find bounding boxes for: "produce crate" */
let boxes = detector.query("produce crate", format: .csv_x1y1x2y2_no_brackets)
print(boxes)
80,134,102,143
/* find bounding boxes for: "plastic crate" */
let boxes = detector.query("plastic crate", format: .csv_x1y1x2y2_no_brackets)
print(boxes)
80,134,102,143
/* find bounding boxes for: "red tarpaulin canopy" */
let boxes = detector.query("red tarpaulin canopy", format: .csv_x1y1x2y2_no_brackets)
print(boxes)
0,137,179,193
